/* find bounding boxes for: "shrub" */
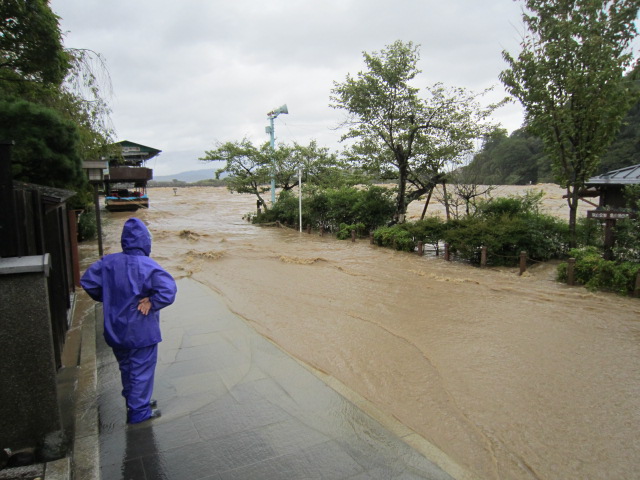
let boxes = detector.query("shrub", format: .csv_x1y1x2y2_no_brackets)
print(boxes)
406,217,446,251
575,217,603,249
373,225,416,252
439,192,570,265
253,190,305,227
336,223,366,240
440,213,568,265
475,190,544,218
557,247,640,295
349,186,396,232
254,185,395,234
78,208,97,241
613,217,640,262
442,218,499,263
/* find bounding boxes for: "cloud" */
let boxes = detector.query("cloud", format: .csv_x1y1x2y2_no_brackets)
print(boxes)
52,0,527,175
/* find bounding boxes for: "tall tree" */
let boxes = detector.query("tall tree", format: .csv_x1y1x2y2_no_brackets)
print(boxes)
0,0,70,88
500,0,639,245
0,0,114,204
331,40,500,220
0,99,84,190
200,139,343,209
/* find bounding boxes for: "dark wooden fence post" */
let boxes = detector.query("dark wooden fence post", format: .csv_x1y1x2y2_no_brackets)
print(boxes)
519,251,527,275
351,230,356,242
480,246,487,268
567,258,576,286
417,241,424,256
320,226,324,237
0,141,18,258
307,225,311,234
444,243,450,261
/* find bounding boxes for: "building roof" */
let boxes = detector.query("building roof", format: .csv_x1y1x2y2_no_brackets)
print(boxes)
587,164,640,186
113,140,162,164
13,181,76,204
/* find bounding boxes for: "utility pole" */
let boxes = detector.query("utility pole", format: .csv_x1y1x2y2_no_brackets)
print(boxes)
265,104,288,205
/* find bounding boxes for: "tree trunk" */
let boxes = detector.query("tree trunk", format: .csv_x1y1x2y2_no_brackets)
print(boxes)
420,186,434,220
567,186,578,248
257,193,268,211
396,163,408,220
442,182,450,221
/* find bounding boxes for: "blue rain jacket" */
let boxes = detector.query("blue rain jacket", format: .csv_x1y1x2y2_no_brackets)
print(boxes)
81,218,177,349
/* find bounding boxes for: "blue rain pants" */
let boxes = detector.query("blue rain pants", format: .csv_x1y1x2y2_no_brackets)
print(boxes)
113,344,158,424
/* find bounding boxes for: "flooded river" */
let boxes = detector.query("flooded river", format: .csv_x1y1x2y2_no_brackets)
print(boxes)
93,184,640,480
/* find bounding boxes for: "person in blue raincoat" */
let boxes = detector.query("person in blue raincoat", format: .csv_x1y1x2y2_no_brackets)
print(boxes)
81,218,177,424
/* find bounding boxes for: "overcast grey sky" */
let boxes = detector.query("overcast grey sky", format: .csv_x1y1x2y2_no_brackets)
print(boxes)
50,0,528,176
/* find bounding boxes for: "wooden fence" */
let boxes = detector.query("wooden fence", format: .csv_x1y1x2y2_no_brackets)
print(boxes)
0,142,78,368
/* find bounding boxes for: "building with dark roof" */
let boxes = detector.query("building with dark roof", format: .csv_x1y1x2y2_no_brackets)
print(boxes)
586,164,640,209
104,140,162,211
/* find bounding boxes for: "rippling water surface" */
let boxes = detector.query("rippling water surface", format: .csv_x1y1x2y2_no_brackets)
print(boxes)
89,185,640,480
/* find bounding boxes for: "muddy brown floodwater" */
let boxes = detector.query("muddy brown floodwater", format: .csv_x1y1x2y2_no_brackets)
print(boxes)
94,185,640,480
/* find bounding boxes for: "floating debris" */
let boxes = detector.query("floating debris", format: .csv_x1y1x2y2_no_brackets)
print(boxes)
179,230,201,241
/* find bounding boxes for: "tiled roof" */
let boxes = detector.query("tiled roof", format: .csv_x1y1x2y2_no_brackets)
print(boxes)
587,164,640,185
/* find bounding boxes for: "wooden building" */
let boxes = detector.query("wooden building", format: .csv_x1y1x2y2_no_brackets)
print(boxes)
104,140,161,211
586,164,640,209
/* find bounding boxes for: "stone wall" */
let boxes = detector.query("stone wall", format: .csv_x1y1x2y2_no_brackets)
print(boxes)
0,255,63,454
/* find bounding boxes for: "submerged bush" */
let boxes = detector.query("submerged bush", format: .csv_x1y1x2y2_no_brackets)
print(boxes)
254,185,395,233
557,247,640,295
442,209,568,265
253,190,301,226
372,225,416,252
336,223,366,240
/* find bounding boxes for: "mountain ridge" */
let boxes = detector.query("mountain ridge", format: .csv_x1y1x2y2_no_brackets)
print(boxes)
152,169,214,183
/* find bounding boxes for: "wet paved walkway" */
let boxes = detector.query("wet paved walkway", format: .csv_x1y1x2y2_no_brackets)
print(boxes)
97,277,454,480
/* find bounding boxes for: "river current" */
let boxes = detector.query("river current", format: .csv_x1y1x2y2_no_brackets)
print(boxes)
90,184,640,480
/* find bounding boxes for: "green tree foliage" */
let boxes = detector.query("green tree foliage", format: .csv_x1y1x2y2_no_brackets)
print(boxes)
331,40,500,219
0,1,114,206
373,192,570,264
256,186,395,234
443,210,568,265
0,99,84,190
54,49,115,162
468,66,640,184
0,0,70,88
202,138,272,206
557,246,640,294
500,0,639,245
467,128,551,184
599,65,640,173
200,138,348,209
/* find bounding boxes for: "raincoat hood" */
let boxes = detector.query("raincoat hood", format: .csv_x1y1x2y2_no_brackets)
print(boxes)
121,218,152,256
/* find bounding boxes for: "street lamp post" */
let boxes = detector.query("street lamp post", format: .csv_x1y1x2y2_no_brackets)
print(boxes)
266,104,288,205
82,161,108,257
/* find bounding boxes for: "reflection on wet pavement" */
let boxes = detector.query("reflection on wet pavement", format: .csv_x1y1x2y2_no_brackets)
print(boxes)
97,277,453,480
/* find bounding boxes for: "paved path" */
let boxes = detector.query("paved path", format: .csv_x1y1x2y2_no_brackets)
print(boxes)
97,277,454,480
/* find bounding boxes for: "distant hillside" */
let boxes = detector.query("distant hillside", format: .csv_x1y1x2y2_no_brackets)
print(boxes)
153,169,214,183
467,66,640,185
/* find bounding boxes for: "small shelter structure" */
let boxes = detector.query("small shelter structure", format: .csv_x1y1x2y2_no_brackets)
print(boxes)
585,163,640,209
584,164,640,259
103,140,161,211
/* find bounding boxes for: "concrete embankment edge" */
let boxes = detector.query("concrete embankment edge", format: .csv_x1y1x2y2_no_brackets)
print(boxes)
71,300,100,480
